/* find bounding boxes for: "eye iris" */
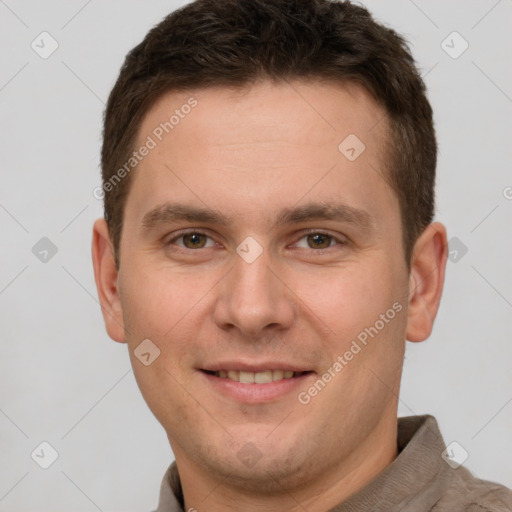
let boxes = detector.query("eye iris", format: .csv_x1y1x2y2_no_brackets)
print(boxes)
180,233,333,250
307,233,331,249
183,233,206,249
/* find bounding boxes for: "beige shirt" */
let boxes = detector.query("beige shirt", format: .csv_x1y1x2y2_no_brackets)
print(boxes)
154,415,512,511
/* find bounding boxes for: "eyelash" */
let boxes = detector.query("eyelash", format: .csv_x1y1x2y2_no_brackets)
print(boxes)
165,229,347,253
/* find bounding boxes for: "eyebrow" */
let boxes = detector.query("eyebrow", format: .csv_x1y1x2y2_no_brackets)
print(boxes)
141,201,374,233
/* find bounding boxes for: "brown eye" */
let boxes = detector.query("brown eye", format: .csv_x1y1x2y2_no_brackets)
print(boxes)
182,232,208,249
306,233,333,249
292,231,346,253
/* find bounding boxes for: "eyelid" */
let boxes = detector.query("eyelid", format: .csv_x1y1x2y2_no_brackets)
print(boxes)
165,228,347,251
165,229,219,248
289,229,347,249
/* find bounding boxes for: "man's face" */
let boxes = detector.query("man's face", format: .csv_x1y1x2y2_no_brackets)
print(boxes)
114,81,410,488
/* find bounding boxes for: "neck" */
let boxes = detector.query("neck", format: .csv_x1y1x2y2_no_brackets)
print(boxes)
173,413,398,512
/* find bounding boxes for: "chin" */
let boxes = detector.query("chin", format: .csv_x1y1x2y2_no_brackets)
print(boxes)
207,450,312,494
187,427,319,493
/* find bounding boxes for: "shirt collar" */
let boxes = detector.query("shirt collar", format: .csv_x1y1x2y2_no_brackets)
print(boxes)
155,415,448,512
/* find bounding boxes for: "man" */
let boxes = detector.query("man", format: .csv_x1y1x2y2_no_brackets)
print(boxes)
91,0,512,510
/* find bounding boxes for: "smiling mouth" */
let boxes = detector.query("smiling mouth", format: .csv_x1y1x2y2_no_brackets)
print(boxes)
202,369,311,383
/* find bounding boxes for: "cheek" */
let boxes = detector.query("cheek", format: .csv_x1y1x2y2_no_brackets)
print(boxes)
295,261,401,341
119,264,203,424
118,261,222,396
327,264,408,383
118,260,210,341
128,354,198,437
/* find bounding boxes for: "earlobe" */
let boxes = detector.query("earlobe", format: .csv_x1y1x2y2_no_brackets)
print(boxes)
405,222,448,343
91,218,126,343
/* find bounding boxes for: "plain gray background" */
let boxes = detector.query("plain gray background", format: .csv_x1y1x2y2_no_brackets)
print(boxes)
1,0,511,510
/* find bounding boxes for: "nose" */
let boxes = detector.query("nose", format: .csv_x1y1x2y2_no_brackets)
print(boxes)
212,245,295,340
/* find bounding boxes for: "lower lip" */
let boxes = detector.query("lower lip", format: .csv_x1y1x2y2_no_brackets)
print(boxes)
200,371,314,404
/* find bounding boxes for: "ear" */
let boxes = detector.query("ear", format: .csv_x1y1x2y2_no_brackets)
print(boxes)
406,222,448,342
91,218,126,343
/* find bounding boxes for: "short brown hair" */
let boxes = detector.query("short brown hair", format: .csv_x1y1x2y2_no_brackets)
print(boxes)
101,0,436,268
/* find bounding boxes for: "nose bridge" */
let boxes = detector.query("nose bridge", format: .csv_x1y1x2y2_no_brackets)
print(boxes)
213,247,294,336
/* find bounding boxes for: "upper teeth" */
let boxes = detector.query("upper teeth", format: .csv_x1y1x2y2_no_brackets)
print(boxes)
215,370,296,383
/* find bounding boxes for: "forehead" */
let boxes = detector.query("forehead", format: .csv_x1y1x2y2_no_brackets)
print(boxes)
125,79,396,232
138,79,388,151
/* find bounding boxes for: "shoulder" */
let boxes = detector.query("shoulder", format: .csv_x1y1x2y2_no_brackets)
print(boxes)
433,467,512,512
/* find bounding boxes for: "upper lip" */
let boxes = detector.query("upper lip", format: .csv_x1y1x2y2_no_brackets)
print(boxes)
200,361,313,373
